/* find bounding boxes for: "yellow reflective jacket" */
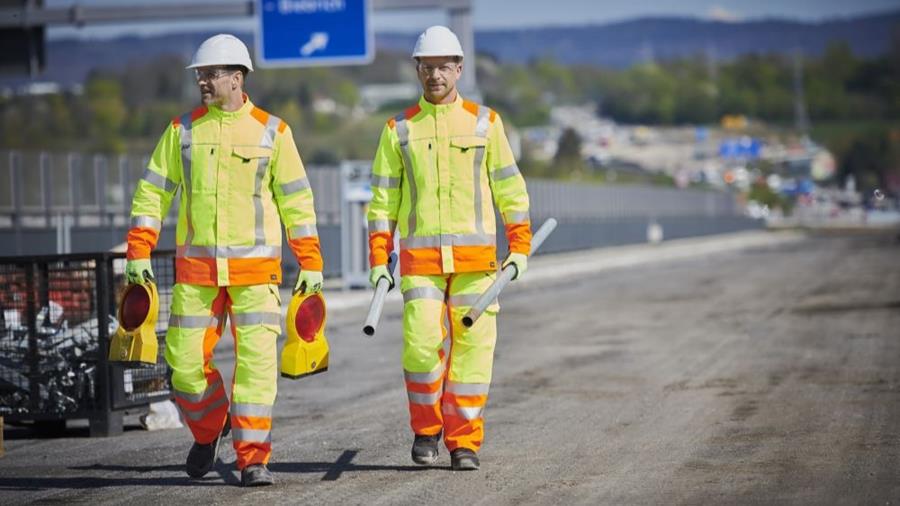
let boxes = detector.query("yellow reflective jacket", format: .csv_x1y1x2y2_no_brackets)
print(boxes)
127,95,322,286
368,94,531,275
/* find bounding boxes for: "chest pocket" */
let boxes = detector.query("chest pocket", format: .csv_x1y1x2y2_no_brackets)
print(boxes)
232,146,273,196
450,136,488,182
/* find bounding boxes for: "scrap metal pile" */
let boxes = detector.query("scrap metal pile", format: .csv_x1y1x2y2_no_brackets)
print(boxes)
0,299,119,416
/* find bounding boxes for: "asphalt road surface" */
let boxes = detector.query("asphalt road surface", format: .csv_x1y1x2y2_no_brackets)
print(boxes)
1,231,899,505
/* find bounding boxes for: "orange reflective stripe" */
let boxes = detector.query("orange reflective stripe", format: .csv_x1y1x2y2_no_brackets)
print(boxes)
461,99,479,117
288,236,323,271
445,392,488,408
452,245,497,272
227,257,282,285
368,231,393,266
400,247,442,275
489,109,497,123
174,257,282,286
277,120,287,133
175,257,217,285
404,104,422,120
233,415,272,431
126,227,160,259
250,106,269,126
405,377,443,394
234,441,272,469
505,222,532,255
400,245,499,275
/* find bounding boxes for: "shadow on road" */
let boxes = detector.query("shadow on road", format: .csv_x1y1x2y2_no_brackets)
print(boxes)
269,450,442,480
0,449,439,492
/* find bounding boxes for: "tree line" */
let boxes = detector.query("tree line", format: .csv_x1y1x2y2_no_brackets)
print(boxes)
1,39,897,191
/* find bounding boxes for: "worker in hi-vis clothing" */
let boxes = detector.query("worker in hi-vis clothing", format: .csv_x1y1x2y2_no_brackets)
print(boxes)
367,26,532,471
125,34,323,487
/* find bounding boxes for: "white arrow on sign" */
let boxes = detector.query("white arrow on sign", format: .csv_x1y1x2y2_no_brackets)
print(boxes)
300,32,329,56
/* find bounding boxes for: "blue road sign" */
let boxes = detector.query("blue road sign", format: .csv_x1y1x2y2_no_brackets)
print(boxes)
256,0,373,67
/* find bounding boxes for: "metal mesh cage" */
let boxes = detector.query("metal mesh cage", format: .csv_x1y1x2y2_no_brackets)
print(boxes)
0,251,174,420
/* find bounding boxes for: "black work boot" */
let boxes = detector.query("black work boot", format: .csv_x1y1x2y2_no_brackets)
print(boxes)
411,432,441,465
450,448,480,471
186,417,230,478
241,464,275,487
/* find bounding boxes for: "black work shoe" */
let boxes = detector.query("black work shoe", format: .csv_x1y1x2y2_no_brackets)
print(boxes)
411,432,441,465
185,417,230,479
450,448,480,471
241,464,275,487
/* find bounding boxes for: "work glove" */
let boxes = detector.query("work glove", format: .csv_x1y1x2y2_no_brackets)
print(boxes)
502,252,528,281
369,264,394,291
125,259,154,285
294,270,323,294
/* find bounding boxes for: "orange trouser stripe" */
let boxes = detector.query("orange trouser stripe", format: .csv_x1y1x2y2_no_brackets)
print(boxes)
232,415,272,431
174,372,229,445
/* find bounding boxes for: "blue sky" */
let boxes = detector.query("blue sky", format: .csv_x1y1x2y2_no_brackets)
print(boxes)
44,0,900,39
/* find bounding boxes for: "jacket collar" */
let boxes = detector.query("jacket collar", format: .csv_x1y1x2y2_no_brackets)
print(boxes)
207,93,253,121
417,92,463,115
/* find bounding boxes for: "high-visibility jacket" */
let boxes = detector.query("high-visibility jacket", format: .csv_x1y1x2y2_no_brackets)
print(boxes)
127,95,322,286
368,94,531,275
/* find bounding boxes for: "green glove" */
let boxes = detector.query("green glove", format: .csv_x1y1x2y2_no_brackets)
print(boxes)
502,252,528,281
125,259,154,284
294,270,323,294
369,264,394,290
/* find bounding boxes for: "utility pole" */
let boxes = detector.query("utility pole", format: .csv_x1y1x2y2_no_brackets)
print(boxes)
792,48,810,137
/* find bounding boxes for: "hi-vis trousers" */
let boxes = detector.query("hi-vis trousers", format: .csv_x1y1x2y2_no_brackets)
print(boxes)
165,283,281,470
401,271,499,452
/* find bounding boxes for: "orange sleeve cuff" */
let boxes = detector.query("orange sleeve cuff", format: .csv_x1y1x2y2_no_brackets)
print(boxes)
505,222,532,255
368,231,394,267
288,236,324,271
126,227,160,260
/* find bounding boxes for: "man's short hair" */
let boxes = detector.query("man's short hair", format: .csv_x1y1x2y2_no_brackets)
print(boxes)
225,65,249,78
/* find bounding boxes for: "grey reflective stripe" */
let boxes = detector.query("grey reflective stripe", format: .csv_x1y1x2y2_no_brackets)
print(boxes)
493,164,521,181
169,314,219,329
260,114,280,149
475,106,491,138
253,154,270,245
232,403,273,418
173,378,223,404
503,210,530,224
371,174,401,189
231,312,282,327
131,215,161,231
181,395,227,421
448,293,482,307
404,366,445,384
367,219,395,233
403,286,445,303
179,112,195,250
176,245,282,259
395,117,418,237
442,403,484,420
408,390,442,405
446,381,490,396
442,336,451,357
289,223,318,239
232,428,272,444
400,233,495,249
473,106,490,236
280,177,310,195
255,115,281,246
141,168,178,193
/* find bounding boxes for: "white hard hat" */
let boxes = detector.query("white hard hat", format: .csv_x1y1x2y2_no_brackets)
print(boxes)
412,25,464,59
186,33,254,72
